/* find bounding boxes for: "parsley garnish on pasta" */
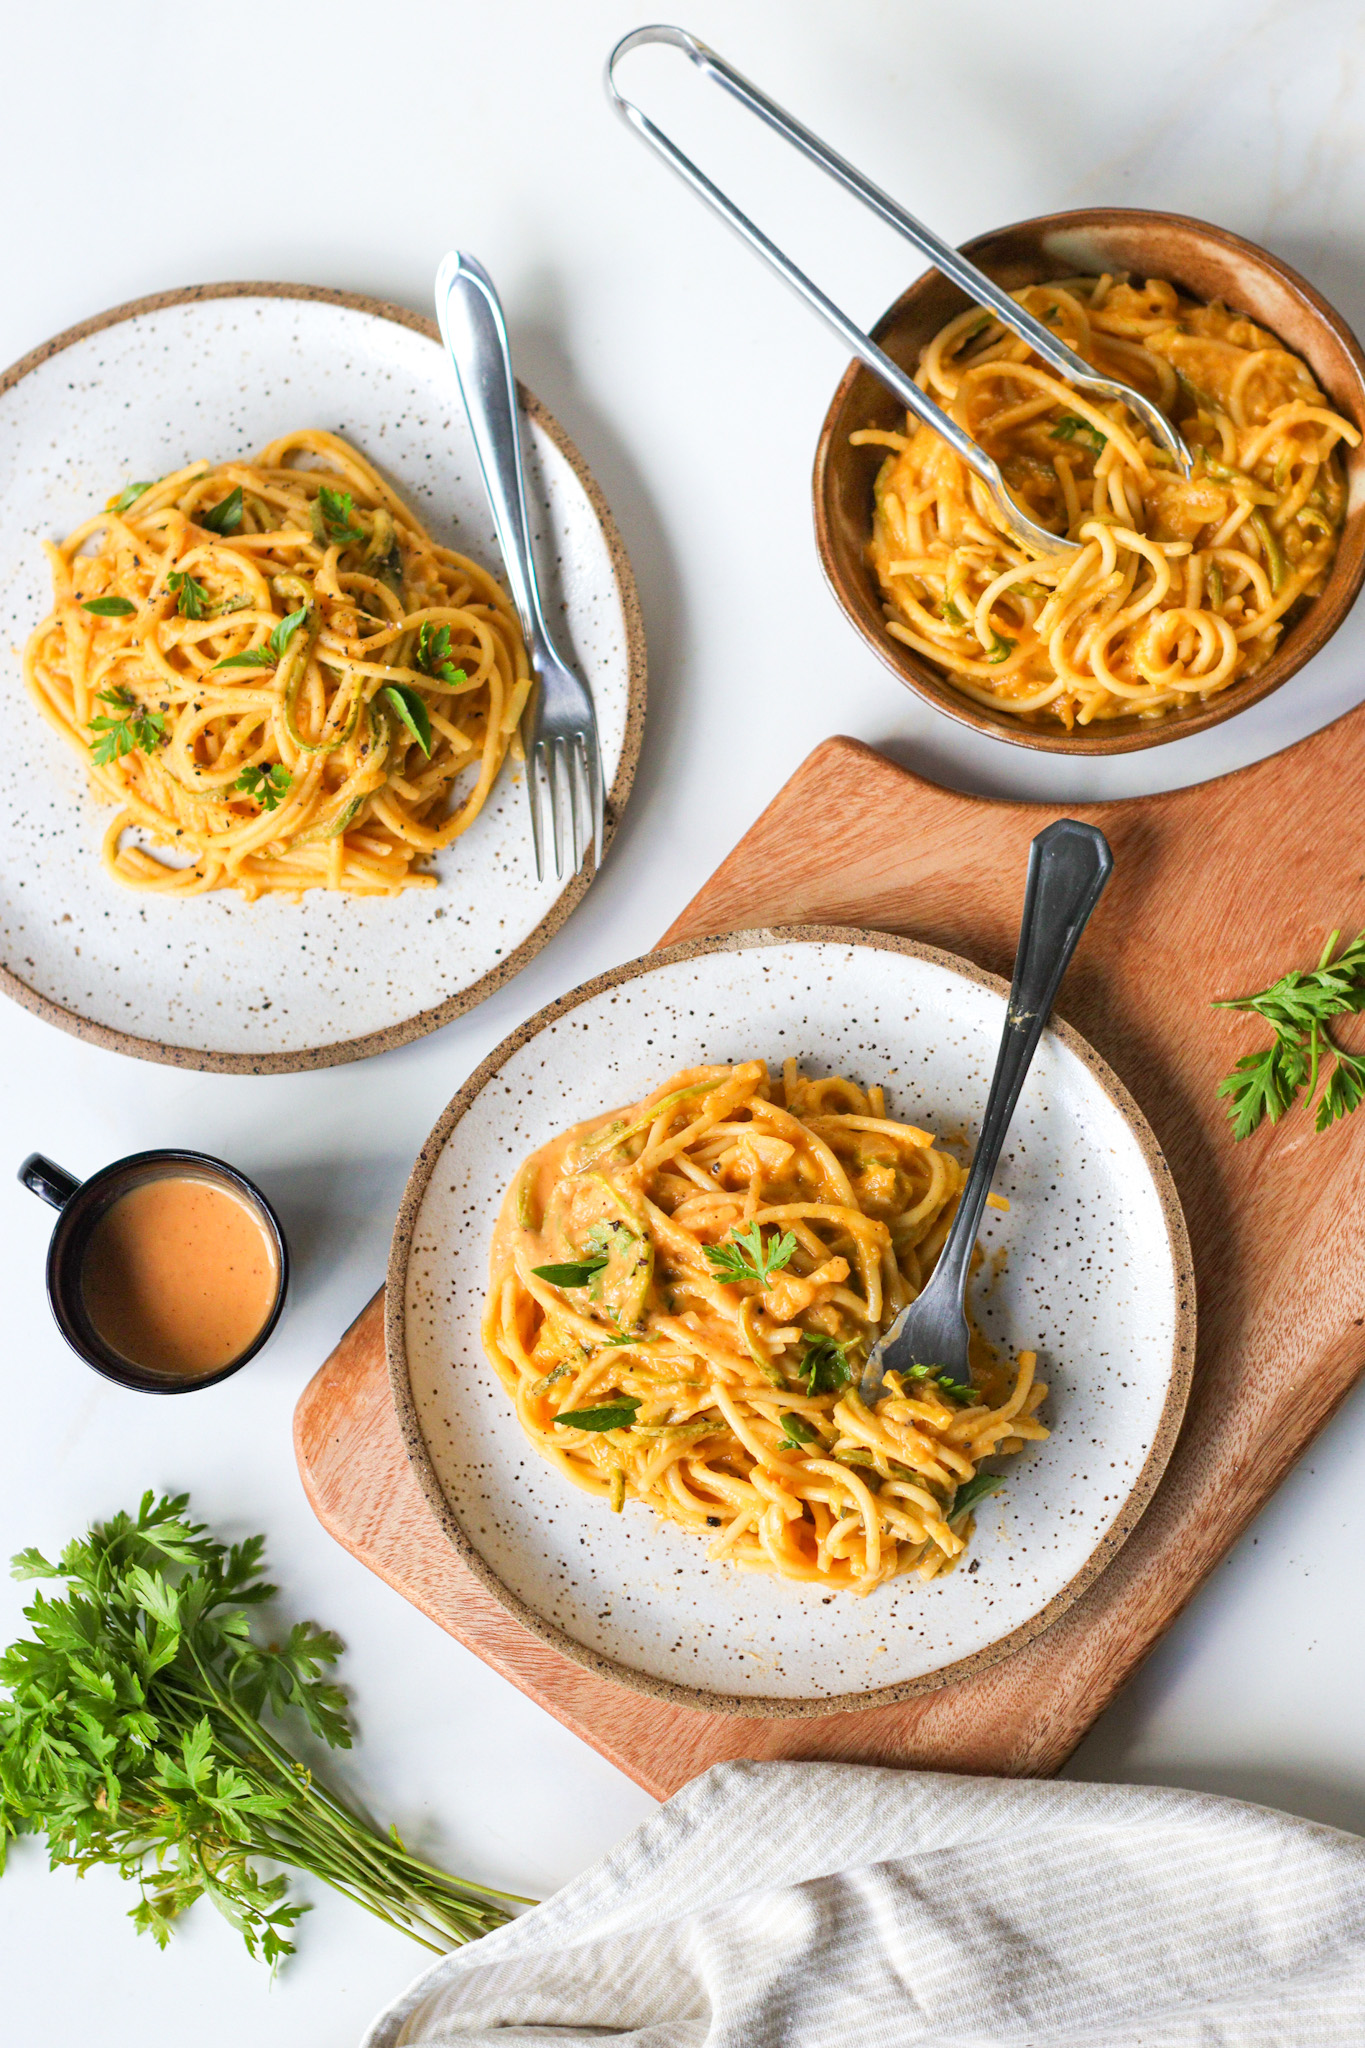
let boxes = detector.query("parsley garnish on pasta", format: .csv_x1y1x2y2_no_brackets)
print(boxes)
23,431,532,898
486,1059,1045,1593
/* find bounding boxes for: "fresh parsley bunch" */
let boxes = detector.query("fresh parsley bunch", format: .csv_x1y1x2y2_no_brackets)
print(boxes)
1216,930,1365,1138
0,1493,521,1967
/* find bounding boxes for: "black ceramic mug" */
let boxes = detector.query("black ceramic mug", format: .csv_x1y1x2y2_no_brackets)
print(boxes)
19,1149,289,1393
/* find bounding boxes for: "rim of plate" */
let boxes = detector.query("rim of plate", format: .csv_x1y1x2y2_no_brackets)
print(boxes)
0,281,648,1074
386,926,1197,1719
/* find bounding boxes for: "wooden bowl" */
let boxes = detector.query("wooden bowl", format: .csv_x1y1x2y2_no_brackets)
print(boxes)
813,207,1365,754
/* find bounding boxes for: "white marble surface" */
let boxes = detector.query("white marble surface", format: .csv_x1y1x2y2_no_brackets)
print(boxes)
3,1,1365,2041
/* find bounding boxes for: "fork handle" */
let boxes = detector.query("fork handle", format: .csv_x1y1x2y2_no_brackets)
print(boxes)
921,819,1113,1322
434,251,550,653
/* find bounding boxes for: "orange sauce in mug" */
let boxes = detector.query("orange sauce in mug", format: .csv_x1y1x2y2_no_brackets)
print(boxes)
81,1175,279,1378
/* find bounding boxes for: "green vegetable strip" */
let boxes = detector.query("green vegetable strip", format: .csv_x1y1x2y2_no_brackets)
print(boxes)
1248,509,1286,594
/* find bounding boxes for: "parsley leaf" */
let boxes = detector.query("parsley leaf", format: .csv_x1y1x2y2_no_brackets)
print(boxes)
416,622,469,689
214,606,308,671
166,570,209,620
934,1373,980,1405
801,1336,854,1395
106,480,154,514
233,764,292,811
532,1256,610,1288
383,683,432,757
1317,1047,1365,1133
554,1398,641,1432
198,486,243,535
704,1223,798,1287
905,1364,980,1405
1051,414,1108,455
949,1470,1006,1522
1216,1041,1302,1141
81,596,136,617
780,1413,819,1447
88,689,165,765
313,487,365,548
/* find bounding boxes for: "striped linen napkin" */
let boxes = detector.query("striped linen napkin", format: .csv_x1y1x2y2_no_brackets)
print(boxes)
362,1758,1365,2045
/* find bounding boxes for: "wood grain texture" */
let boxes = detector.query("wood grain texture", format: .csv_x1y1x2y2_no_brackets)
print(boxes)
295,723,1365,1795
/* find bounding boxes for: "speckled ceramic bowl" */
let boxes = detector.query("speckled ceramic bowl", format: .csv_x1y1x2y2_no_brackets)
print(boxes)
387,929,1195,1717
0,284,645,1072
815,207,1365,755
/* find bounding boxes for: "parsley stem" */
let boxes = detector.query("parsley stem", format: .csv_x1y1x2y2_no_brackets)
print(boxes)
171,1647,521,1936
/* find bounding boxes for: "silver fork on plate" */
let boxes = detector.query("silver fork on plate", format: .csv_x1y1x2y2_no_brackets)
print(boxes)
860,820,1113,1406
435,251,604,880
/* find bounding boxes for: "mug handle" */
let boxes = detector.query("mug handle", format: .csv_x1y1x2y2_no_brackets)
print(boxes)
19,1154,82,1209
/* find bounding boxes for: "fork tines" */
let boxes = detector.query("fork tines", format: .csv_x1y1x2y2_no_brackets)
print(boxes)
526,730,604,882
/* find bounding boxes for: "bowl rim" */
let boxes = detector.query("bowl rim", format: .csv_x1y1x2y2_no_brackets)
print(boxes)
812,204,1365,756
385,924,1197,1720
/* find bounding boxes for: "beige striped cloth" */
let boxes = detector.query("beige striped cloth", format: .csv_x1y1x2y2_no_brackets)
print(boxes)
362,1759,1365,2045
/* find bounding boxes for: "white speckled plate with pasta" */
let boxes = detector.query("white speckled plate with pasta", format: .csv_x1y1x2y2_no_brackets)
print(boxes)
0,284,644,1071
388,930,1194,1715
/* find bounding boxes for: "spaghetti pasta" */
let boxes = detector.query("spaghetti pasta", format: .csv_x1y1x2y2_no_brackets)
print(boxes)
855,275,1360,728
22,430,531,897
483,1059,1046,1594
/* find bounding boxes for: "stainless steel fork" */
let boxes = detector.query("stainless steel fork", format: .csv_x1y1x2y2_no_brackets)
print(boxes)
860,819,1113,1406
435,251,604,880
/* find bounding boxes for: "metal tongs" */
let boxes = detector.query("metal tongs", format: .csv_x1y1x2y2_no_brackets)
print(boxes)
606,26,1192,559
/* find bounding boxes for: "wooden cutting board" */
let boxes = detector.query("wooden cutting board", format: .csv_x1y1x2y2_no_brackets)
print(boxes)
295,727,1365,1797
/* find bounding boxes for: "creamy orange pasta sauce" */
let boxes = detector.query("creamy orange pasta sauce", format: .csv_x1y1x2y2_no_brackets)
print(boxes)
856,275,1359,727
483,1059,1046,1595
24,431,530,897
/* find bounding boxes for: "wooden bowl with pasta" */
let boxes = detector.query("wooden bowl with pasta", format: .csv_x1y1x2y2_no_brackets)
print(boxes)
814,207,1365,753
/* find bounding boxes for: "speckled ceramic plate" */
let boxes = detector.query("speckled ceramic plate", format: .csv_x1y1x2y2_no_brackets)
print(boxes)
388,929,1195,1716
0,284,645,1071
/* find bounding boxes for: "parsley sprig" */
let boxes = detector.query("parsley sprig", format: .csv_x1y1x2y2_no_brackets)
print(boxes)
88,688,166,765
416,622,468,689
0,1493,520,1968
233,764,292,811
1215,930,1365,1138
704,1223,798,1287
215,606,308,671
313,487,365,549
166,570,209,620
